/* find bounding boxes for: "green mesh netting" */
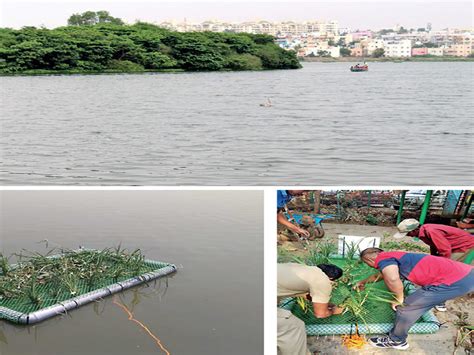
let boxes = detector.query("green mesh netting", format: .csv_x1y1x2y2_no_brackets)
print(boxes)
279,257,440,335
0,249,176,324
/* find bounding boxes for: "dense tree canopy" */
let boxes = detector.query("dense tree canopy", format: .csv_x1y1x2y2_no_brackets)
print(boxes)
0,22,301,74
372,48,385,58
68,11,124,26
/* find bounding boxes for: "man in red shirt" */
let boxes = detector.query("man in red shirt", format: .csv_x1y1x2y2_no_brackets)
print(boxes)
394,219,474,263
358,248,474,350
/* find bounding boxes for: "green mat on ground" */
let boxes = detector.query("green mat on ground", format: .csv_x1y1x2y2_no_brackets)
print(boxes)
280,257,440,335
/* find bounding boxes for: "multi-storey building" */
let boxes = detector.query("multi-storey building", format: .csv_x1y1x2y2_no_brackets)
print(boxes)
427,47,444,56
412,47,429,56
444,44,472,57
364,39,385,56
157,19,339,36
383,40,412,57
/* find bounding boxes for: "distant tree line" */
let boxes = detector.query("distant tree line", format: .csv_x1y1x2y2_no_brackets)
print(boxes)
0,13,301,74
67,11,124,26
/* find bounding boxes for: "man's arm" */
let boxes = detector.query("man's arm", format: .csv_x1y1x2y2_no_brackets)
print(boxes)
381,265,404,310
277,212,310,237
312,302,344,318
354,272,383,290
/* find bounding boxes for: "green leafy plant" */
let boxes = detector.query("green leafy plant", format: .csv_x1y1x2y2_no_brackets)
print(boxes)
339,284,397,331
0,247,149,308
25,274,42,306
318,242,337,261
381,241,429,253
366,214,378,225
343,240,363,260
0,253,9,276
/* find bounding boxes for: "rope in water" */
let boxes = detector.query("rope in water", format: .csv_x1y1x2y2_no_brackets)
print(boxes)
113,297,171,355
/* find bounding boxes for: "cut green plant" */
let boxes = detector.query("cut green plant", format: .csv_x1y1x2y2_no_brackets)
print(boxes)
0,247,150,308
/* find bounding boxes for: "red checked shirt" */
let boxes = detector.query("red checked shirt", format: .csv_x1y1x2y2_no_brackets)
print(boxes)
417,224,474,258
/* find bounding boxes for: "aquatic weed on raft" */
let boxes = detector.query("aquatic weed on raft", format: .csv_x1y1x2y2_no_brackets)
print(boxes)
0,248,176,324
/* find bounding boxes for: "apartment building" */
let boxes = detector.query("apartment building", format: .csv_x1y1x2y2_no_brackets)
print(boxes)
157,20,339,36
444,44,472,57
427,47,444,56
364,39,385,56
412,47,429,56
383,40,412,57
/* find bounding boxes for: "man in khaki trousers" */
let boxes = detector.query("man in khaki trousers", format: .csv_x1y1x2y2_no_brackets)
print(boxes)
277,263,344,355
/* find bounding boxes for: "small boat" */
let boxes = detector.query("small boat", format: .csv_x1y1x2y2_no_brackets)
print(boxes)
350,64,368,72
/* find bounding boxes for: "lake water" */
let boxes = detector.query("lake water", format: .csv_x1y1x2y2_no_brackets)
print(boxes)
0,190,263,355
1,62,473,185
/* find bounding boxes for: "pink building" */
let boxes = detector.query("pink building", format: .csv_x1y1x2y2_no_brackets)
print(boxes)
351,30,373,41
412,47,428,56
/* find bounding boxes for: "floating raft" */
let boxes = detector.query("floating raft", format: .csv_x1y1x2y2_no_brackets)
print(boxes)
279,257,439,335
0,249,177,325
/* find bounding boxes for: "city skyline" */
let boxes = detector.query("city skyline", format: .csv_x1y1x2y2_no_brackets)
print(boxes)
1,0,472,30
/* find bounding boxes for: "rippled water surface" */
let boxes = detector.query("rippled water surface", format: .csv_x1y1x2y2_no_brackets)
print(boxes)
1,62,473,185
0,190,263,355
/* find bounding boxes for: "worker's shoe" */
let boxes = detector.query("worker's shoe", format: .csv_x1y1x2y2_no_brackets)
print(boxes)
368,336,409,350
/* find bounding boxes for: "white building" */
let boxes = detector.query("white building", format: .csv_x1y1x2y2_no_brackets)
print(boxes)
427,47,444,56
383,40,412,57
304,45,340,57
158,19,339,36
365,39,385,55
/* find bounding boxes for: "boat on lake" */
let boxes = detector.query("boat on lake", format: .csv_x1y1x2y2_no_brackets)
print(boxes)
350,64,368,72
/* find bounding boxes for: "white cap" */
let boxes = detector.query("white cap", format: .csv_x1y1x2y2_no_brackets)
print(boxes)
393,218,420,239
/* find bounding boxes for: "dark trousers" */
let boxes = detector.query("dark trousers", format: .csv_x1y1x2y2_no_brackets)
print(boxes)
390,269,474,342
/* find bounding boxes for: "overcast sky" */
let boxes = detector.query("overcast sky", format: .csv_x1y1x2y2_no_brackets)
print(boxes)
1,0,472,30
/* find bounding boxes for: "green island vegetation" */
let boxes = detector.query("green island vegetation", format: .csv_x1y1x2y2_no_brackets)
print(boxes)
0,11,301,75
0,247,160,313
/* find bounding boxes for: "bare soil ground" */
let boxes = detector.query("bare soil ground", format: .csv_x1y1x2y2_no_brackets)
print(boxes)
278,223,474,355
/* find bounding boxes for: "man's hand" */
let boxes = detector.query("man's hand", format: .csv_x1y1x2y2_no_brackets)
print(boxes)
331,306,345,315
353,281,365,291
294,226,310,238
391,298,404,311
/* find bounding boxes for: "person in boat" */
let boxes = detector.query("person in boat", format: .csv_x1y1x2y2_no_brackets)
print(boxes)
277,190,310,239
278,263,345,355
357,248,474,350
